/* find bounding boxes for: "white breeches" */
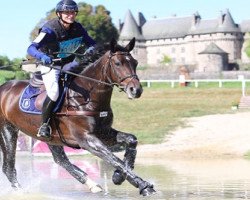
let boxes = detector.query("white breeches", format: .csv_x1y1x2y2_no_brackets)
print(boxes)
41,66,60,102
40,60,79,102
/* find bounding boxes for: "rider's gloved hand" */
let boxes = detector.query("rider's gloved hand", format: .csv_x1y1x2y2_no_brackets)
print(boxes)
41,54,52,65
85,46,95,55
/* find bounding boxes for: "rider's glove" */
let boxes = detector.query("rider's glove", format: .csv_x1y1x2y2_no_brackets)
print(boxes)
41,54,52,65
85,46,95,55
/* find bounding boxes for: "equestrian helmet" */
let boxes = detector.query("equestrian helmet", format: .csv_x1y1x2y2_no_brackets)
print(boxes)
56,0,78,13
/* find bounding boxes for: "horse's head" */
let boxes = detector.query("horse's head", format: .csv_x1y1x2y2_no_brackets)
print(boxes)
105,37,143,99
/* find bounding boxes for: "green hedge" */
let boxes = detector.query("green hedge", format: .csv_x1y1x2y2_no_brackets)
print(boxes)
0,70,29,85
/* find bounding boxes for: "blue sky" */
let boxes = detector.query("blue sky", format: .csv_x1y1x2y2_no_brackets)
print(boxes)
0,0,249,59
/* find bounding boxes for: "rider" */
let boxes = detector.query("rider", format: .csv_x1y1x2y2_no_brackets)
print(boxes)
27,0,96,139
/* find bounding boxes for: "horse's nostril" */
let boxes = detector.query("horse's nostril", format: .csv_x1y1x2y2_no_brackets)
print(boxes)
129,87,142,97
130,87,136,94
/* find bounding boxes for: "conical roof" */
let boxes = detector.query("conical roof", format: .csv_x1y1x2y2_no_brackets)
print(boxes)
217,9,239,32
199,42,228,54
119,10,144,40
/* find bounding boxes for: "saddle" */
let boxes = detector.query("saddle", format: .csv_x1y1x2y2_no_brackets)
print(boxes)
19,71,65,114
29,71,46,111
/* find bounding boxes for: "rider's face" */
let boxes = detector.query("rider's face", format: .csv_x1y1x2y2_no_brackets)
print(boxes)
60,11,77,24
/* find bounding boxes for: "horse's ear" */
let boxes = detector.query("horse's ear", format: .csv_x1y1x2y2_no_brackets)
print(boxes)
110,38,117,53
125,37,135,52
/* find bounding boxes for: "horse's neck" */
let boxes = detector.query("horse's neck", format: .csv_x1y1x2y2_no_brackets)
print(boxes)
70,58,113,111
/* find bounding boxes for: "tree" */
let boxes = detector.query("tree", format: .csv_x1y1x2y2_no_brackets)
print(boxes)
160,54,171,64
10,58,23,71
0,55,10,67
0,56,24,71
29,2,118,45
245,33,250,58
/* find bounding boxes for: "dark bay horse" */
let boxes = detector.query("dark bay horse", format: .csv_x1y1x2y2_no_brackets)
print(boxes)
0,38,156,196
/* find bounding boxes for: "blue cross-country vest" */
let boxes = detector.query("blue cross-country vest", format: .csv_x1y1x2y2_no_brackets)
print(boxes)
40,18,84,64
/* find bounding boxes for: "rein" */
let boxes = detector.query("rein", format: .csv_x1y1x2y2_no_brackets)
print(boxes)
22,51,138,89
21,59,114,87
50,65,116,87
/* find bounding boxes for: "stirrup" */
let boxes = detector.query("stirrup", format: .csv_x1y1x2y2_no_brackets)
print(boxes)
37,123,52,138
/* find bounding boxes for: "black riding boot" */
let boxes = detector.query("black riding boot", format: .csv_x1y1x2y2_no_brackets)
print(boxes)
37,96,56,139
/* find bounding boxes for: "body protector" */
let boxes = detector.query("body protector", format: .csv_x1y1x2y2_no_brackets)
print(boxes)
39,18,84,64
27,18,96,102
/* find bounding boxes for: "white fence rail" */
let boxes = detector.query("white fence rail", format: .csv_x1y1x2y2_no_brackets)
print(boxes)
140,77,250,96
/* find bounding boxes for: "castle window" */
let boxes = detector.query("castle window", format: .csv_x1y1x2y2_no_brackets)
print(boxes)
171,47,176,53
181,47,185,53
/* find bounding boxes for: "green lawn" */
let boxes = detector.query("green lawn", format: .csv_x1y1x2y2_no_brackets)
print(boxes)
111,83,243,145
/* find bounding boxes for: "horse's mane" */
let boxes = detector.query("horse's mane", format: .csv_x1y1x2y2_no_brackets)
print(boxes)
71,43,107,74
75,44,107,66
74,41,128,74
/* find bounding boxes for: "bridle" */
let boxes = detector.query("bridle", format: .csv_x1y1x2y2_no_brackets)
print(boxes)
101,51,139,91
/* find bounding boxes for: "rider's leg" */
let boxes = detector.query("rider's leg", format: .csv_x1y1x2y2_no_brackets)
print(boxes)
38,66,60,139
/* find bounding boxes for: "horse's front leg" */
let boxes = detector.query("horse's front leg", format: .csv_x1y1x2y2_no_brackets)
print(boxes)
48,144,102,193
80,134,156,196
109,128,138,185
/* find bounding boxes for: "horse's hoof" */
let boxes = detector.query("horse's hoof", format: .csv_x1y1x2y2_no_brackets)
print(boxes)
140,185,156,196
90,184,103,193
12,182,22,190
112,170,125,185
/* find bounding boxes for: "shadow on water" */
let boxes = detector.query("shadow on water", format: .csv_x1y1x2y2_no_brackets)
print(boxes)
0,153,250,199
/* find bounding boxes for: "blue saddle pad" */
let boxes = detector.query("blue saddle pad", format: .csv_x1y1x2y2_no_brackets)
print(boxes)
19,85,66,115
19,85,43,115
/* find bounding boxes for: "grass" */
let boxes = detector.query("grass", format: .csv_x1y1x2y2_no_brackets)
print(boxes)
111,83,243,145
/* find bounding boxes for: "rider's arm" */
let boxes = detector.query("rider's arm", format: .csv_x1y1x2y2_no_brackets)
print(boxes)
79,25,96,47
27,27,56,60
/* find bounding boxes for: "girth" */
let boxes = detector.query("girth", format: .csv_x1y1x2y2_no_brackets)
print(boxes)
56,110,109,117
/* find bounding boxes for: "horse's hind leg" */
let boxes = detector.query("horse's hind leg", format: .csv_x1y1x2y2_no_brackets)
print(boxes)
48,144,102,193
0,122,20,189
109,129,138,185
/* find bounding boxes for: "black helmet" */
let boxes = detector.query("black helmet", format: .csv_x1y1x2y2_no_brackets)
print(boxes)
56,0,78,13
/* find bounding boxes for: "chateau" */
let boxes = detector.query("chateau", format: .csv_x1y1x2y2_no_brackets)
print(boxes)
118,9,250,72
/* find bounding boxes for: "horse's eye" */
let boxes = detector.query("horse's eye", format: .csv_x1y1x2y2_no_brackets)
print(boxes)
115,61,121,66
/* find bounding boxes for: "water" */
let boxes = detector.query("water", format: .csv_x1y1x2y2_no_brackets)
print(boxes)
0,153,250,199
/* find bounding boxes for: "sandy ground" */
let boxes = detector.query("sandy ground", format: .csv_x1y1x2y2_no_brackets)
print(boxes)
137,111,250,159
